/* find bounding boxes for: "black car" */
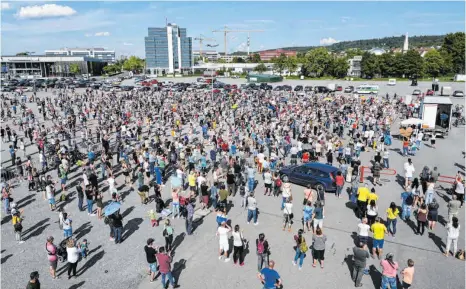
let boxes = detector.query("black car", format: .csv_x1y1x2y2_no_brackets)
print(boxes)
121,85,134,91
282,85,292,92
273,86,283,91
1,86,14,92
294,85,303,92
315,86,330,93
304,86,313,92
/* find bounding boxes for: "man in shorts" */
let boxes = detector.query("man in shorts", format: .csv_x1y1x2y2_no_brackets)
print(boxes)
216,221,231,262
45,236,58,279
371,217,388,259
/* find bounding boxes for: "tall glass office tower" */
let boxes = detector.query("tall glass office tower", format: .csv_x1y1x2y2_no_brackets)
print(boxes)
145,23,193,75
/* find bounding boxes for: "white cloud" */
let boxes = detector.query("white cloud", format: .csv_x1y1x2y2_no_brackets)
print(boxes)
123,42,133,46
84,33,92,37
1,3,11,10
236,42,247,52
341,16,351,23
95,31,110,37
16,4,76,19
320,37,339,46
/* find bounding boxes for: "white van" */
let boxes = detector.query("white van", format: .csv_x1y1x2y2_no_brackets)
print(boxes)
388,79,396,86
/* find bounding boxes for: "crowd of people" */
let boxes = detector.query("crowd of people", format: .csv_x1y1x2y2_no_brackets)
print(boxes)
1,82,464,289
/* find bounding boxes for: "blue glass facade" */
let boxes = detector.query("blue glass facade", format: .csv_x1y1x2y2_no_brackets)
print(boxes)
145,25,192,73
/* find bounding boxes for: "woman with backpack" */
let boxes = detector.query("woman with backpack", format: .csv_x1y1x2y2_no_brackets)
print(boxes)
256,233,269,272
292,229,308,270
163,219,174,252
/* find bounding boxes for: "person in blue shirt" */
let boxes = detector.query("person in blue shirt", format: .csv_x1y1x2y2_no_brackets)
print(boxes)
202,124,208,139
200,154,207,173
258,260,282,289
230,142,237,156
210,148,217,168
303,201,314,232
210,182,218,209
400,190,414,221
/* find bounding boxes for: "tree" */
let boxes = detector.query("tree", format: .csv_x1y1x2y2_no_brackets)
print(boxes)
378,53,396,77
122,56,144,72
423,49,444,77
232,57,245,63
217,59,226,64
16,52,30,56
360,52,379,78
303,47,331,77
403,49,424,78
249,53,261,63
345,48,365,59
393,52,406,77
328,57,349,78
254,62,267,74
440,32,465,74
285,56,298,75
69,63,81,75
271,53,287,75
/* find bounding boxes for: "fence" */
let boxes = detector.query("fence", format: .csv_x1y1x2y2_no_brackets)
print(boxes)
359,166,397,183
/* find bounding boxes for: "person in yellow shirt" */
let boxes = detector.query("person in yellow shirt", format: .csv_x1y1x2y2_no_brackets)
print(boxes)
368,188,379,204
11,208,24,243
371,217,388,259
357,185,370,218
188,171,197,194
386,202,399,237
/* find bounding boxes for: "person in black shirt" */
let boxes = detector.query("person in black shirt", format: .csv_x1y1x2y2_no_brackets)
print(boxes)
85,185,95,216
226,169,236,197
111,211,123,244
200,181,209,210
77,184,84,211
26,271,40,289
144,238,158,282
374,152,382,164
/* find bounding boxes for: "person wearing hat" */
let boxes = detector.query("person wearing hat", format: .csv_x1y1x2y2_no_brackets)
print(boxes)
26,271,40,289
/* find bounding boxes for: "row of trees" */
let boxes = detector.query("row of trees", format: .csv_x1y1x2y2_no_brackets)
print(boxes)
253,32,465,78
103,56,145,75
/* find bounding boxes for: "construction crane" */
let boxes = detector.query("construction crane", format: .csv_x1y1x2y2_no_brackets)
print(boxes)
194,34,216,61
212,26,264,57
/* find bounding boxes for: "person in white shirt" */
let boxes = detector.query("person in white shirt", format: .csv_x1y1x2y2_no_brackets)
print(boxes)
66,239,80,279
263,170,273,196
357,218,371,245
416,131,424,149
216,221,232,262
283,198,293,231
404,159,415,189
445,217,461,257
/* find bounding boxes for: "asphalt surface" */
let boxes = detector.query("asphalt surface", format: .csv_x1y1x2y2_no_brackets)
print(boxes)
0,83,465,289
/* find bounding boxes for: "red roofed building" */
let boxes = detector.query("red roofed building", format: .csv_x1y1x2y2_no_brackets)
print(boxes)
258,49,297,61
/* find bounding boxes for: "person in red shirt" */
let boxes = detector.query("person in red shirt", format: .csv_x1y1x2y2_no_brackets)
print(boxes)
156,247,176,288
335,171,345,198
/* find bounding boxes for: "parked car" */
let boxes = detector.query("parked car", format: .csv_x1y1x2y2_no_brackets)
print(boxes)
304,86,313,92
344,86,354,93
315,86,330,93
294,85,303,92
279,162,339,192
453,90,464,97
282,85,292,92
336,86,343,91
412,89,421,96
273,86,283,91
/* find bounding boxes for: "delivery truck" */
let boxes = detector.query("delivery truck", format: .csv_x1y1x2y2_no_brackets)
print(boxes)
420,96,453,138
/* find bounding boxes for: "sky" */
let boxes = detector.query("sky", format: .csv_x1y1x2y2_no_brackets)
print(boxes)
1,1,465,57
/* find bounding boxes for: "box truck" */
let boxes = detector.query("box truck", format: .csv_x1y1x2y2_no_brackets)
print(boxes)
420,96,453,138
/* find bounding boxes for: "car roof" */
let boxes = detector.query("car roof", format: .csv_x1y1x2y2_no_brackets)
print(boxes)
304,162,339,173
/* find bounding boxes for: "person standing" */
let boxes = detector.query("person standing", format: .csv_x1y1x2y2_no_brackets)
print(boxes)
313,201,324,234
400,190,414,221
66,239,80,279
232,224,245,266
382,148,390,169
292,229,308,270
352,242,369,287
401,259,415,289
186,199,194,235
247,192,258,225
312,227,327,268
256,233,269,272
258,260,282,289
371,217,388,259
45,236,58,279
112,211,124,244
144,238,158,283
62,213,73,238
380,253,399,289
404,159,415,190
447,194,461,223
156,247,176,288
76,184,84,212
282,198,293,232
85,185,95,216
444,217,461,257
386,202,399,238
217,221,231,262
163,219,174,252
26,271,40,289
357,218,370,245
335,171,345,198
416,204,428,236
